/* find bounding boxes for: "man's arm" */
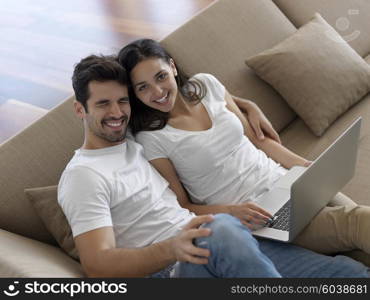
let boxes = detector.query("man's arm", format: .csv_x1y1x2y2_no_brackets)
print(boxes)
226,91,310,169
232,95,281,144
75,226,174,277
74,216,214,278
60,167,212,277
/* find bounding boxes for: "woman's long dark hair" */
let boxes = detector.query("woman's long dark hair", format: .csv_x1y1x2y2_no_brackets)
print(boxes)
117,39,206,135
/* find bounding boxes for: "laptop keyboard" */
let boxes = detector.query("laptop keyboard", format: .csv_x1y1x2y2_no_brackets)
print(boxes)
268,201,291,231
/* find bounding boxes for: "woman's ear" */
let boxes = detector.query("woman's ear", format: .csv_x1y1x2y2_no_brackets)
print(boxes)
169,58,178,76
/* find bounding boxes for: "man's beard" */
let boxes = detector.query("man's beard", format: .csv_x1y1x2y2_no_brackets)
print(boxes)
87,116,129,144
95,126,128,143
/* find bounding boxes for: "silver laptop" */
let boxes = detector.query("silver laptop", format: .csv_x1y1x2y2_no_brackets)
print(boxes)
252,117,362,242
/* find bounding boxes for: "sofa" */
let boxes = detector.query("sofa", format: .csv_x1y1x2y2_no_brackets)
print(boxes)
1,0,370,277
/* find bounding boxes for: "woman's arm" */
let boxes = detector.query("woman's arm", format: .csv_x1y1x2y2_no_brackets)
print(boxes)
225,91,311,169
149,157,272,229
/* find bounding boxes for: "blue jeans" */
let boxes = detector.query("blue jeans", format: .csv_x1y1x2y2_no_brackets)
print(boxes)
170,214,369,278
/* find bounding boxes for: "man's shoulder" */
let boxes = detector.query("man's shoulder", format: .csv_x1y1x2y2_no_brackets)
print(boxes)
59,163,106,193
62,152,97,175
59,140,152,184
58,152,107,190
63,162,101,178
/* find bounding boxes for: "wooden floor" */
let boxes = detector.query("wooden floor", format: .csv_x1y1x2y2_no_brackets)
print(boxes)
0,0,215,143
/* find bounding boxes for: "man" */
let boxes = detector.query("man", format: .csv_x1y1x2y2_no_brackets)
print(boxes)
58,54,369,278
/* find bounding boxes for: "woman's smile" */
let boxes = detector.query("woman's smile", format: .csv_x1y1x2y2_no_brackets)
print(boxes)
152,92,170,105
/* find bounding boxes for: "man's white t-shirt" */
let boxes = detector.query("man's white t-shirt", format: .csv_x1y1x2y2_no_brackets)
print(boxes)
58,138,194,248
135,73,288,205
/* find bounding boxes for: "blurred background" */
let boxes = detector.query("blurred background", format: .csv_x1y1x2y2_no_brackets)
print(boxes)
0,0,215,143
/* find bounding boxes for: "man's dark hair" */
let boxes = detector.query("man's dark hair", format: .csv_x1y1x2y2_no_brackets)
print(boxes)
72,54,128,111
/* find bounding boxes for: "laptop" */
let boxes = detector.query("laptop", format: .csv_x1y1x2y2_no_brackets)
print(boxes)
252,117,362,242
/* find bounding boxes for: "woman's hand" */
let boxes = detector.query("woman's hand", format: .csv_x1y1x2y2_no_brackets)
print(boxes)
233,96,281,144
229,202,273,230
303,160,313,167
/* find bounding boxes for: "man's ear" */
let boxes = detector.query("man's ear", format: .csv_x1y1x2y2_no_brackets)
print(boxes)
74,100,86,119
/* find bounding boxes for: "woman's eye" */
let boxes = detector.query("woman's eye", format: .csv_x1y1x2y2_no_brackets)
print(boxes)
137,85,147,92
158,73,167,80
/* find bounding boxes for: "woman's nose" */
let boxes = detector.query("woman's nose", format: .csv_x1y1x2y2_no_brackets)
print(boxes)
152,84,163,97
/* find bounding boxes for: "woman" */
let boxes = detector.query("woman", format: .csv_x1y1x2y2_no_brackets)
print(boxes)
118,38,370,258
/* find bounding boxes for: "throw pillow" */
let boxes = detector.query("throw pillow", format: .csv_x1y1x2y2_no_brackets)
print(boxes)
245,13,370,136
25,185,79,260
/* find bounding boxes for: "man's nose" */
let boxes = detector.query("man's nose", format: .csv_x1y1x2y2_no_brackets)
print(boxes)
109,102,124,118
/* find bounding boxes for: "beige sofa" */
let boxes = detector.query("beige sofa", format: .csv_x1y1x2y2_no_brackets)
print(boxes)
1,0,370,277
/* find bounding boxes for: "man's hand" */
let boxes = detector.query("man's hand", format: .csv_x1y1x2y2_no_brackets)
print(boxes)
233,96,281,144
230,202,273,230
169,215,214,264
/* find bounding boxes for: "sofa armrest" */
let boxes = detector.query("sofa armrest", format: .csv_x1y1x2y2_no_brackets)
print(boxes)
0,229,84,277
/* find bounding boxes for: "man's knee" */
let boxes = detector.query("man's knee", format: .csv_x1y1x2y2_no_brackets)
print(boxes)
196,213,256,250
203,213,250,236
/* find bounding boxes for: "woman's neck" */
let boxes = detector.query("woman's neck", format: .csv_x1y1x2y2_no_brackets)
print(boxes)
169,93,193,119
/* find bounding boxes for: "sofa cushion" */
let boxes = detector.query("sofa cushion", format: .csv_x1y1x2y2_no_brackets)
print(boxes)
25,185,78,260
280,93,370,206
246,13,370,136
366,54,370,64
273,0,370,57
0,229,83,277
0,95,83,244
161,0,298,132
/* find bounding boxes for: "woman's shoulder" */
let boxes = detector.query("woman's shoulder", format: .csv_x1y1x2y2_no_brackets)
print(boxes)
191,73,226,102
192,73,224,89
135,126,186,148
135,128,181,159
135,128,172,145
135,129,160,142
191,72,219,83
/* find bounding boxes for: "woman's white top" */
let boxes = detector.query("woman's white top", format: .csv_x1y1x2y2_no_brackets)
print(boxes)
135,73,287,205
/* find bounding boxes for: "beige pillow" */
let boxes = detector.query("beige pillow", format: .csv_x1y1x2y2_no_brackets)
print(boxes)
25,185,79,260
245,13,370,136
